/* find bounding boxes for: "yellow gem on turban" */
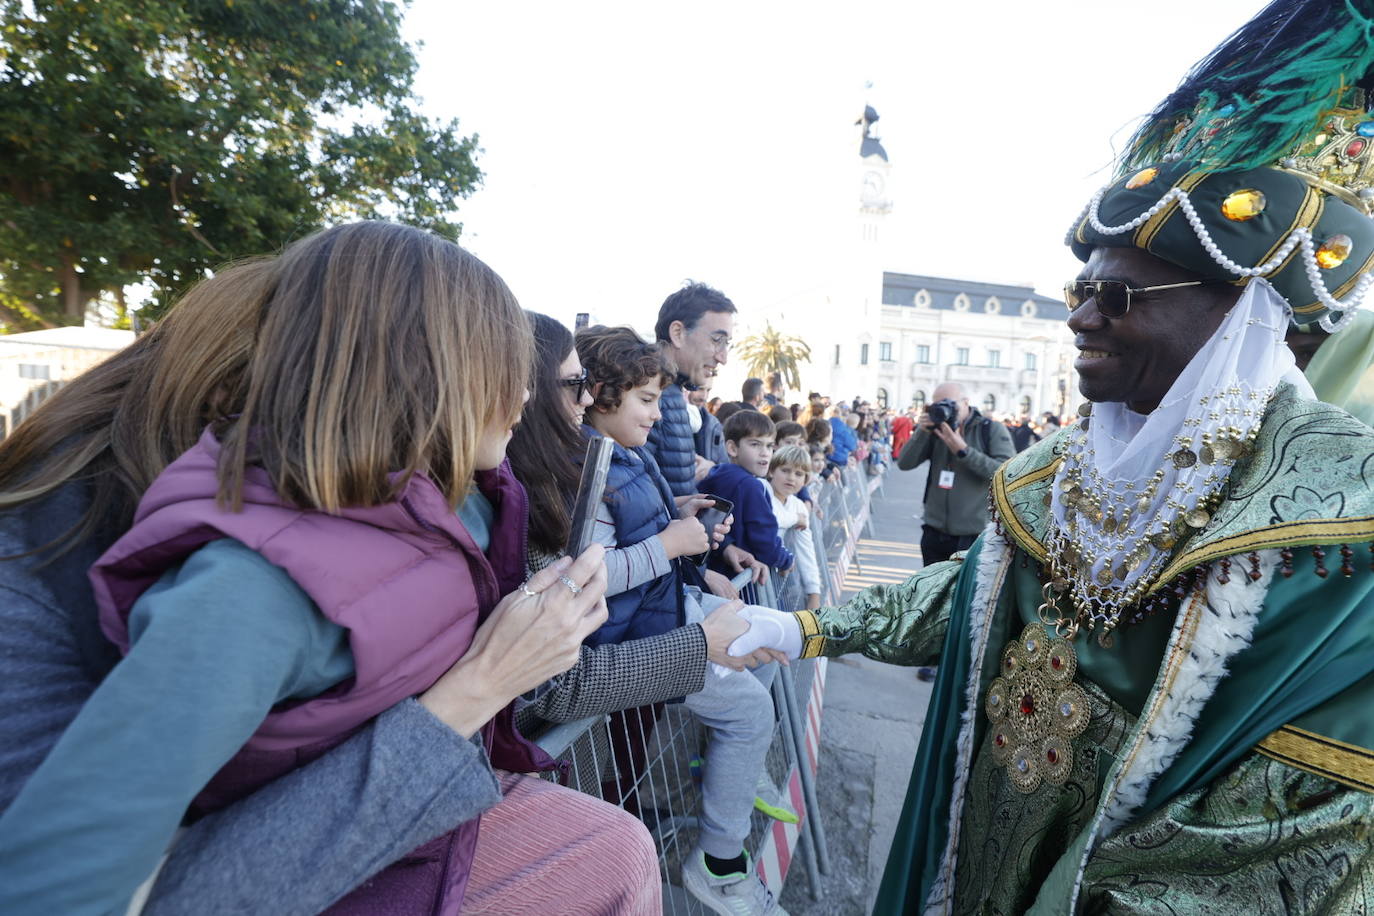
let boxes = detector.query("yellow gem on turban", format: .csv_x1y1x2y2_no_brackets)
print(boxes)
1125,167,1159,190
1316,234,1353,269
1221,189,1266,221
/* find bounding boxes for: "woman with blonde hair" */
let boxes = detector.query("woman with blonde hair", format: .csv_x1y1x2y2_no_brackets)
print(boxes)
0,223,658,914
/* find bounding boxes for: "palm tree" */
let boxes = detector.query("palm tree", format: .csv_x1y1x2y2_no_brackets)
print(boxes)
734,321,813,393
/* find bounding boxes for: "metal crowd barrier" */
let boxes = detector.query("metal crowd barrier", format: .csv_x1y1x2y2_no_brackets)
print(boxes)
526,460,886,912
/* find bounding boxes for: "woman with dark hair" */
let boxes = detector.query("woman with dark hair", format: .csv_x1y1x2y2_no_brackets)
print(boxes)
506,313,593,562
506,312,773,726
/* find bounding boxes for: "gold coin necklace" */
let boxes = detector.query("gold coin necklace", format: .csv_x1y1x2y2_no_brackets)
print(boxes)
984,577,1091,793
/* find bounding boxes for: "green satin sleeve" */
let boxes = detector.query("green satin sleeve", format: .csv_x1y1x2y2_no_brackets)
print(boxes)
1080,751,1374,914
799,546,966,665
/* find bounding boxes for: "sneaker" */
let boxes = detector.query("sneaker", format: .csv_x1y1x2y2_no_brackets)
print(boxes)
682,848,789,916
753,773,799,824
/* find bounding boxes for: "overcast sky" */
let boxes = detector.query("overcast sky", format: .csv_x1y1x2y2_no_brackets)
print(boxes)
401,1,1268,333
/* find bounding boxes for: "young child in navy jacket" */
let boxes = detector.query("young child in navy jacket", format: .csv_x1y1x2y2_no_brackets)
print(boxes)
700,410,795,575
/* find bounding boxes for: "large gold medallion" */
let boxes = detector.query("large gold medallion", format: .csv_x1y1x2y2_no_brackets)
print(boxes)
984,622,1091,793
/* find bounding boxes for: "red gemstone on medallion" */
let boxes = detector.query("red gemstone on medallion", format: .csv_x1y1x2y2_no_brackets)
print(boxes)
1047,748,1059,764
1019,693,1035,716
1050,655,1063,670
995,733,1006,747
1348,138,1367,157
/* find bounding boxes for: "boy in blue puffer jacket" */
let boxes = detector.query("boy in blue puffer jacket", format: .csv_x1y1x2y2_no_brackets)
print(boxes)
575,325,791,916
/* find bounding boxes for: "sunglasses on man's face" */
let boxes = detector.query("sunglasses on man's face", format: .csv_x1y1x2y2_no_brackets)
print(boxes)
558,368,590,401
1062,279,1214,319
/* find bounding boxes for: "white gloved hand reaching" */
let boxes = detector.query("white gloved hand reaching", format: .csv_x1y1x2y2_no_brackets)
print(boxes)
727,605,803,661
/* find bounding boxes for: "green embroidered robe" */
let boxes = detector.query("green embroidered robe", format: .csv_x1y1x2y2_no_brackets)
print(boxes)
798,386,1374,914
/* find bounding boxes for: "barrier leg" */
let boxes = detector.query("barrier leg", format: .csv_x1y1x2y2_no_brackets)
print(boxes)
772,672,823,901
779,662,832,874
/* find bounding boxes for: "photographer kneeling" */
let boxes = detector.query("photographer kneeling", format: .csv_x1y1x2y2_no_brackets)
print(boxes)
897,382,1015,566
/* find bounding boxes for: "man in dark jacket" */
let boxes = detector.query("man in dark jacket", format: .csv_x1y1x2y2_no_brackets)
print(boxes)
898,381,1015,565
1007,414,1041,452
646,281,764,595
689,386,727,468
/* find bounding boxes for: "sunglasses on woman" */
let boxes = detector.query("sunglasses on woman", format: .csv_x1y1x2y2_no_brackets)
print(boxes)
558,368,590,401
1062,279,1217,319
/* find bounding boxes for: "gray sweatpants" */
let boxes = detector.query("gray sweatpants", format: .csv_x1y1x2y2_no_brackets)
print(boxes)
684,592,777,859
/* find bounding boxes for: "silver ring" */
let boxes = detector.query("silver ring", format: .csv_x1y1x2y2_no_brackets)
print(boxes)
558,574,583,595
519,581,538,598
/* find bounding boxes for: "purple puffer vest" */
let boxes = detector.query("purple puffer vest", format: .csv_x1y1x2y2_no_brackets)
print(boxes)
91,428,559,915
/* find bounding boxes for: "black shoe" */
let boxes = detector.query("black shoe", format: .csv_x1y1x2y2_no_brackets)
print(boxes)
916,666,937,682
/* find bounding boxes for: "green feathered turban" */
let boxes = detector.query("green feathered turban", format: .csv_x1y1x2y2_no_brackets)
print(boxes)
1070,159,1374,327
1067,0,1374,332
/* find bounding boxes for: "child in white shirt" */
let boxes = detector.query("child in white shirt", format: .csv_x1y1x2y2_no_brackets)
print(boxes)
767,445,821,610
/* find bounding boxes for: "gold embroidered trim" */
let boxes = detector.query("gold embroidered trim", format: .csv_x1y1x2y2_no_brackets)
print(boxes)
1135,170,1209,251
1293,243,1374,314
795,609,825,659
1256,724,1374,793
1005,456,1062,494
1256,184,1324,283
991,457,1060,563
1152,515,1374,588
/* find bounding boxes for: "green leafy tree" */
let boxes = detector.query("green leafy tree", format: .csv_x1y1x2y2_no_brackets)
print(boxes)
0,0,482,328
734,321,812,393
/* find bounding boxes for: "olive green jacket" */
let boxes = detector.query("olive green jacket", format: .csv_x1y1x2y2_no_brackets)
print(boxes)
799,385,1374,914
897,409,1016,536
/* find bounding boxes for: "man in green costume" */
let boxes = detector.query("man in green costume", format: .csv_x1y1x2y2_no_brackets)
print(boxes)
732,1,1374,911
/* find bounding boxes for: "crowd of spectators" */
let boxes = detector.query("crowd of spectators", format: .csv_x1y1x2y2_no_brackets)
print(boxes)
0,225,896,916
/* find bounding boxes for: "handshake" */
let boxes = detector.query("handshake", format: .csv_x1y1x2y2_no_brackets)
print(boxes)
707,605,804,678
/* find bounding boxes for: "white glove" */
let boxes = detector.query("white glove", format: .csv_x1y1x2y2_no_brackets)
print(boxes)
726,605,803,661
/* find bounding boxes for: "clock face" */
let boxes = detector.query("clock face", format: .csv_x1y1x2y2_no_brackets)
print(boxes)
862,170,886,201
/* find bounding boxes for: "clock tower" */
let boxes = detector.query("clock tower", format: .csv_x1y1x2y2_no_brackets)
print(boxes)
858,105,893,220
827,104,893,401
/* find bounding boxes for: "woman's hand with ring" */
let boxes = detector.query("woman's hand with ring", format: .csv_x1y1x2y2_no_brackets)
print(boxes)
419,545,609,737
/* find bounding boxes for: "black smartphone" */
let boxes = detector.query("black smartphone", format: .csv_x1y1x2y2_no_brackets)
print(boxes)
566,436,615,557
689,496,733,565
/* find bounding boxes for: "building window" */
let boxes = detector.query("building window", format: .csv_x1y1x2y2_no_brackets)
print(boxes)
18,363,50,380
834,344,841,366
983,394,997,414
860,343,870,365
1024,352,1037,370
955,347,970,366
879,342,893,361
987,349,1002,368
916,344,931,363
877,387,889,408
1019,395,1032,415
912,389,926,409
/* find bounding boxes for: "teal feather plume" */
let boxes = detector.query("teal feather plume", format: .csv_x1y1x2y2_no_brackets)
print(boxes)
1124,0,1374,174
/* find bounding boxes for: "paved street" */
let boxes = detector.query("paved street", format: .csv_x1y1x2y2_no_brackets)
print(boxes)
780,462,933,915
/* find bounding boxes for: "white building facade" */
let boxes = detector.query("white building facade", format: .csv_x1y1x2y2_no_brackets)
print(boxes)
0,326,134,437
873,274,1078,419
723,104,1077,419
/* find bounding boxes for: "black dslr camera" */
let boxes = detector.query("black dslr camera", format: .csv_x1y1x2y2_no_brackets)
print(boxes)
926,398,959,427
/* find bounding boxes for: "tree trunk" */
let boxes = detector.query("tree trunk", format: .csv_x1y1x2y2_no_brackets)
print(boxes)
59,254,82,322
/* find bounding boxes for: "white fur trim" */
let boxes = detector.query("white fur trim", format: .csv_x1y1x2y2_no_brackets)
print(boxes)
922,523,1011,916
1066,549,1279,910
